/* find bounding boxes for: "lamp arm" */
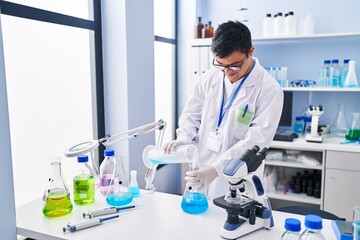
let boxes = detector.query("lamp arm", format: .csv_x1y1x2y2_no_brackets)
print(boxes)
99,119,167,147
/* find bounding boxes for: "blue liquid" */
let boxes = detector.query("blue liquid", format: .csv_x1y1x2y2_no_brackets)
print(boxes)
106,193,133,206
181,192,208,214
129,186,140,198
149,159,167,165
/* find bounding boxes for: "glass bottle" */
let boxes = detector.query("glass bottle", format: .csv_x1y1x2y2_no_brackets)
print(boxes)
281,218,301,240
129,170,140,198
208,21,214,38
345,112,360,141
299,214,326,240
344,60,358,88
42,157,73,217
201,24,209,38
294,117,303,134
331,59,341,87
100,149,132,206
332,103,349,138
194,17,204,39
340,59,350,87
73,155,95,205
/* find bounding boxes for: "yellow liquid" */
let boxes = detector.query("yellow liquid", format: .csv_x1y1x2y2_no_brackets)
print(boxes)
42,190,73,217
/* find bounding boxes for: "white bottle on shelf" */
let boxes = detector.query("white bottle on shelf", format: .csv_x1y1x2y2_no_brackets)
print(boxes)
303,13,314,35
285,11,297,36
274,12,285,36
263,13,274,37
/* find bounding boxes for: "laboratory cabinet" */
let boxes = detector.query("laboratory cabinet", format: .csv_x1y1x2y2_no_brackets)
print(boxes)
323,150,360,220
265,148,325,208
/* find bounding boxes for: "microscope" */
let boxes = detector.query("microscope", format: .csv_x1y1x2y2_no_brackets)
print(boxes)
213,146,274,239
305,105,324,143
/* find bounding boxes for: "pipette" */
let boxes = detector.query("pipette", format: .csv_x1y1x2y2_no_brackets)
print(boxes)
63,215,119,233
83,205,135,218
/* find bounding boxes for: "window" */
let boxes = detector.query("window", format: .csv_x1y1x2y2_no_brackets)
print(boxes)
0,1,104,206
154,0,176,144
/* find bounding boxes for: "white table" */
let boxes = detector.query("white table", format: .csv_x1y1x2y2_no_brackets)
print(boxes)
16,191,337,240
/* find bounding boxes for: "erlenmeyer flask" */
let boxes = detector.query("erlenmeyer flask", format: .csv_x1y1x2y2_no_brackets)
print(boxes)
345,112,360,141
100,149,132,206
332,103,349,138
181,164,208,214
42,157,73,217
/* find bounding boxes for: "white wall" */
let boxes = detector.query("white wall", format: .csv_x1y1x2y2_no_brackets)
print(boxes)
0,13,17,240
102,0,181,193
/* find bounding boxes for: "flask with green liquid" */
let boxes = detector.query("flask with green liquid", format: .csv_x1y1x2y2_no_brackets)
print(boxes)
42,157,73,217
73,155,95,205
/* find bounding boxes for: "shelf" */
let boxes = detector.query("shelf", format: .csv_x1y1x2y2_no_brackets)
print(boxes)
282,87,360,92
267,191,321,205
190,32,360,47
265,160,322,170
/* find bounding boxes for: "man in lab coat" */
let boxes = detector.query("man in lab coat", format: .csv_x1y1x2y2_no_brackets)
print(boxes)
164,21,284,199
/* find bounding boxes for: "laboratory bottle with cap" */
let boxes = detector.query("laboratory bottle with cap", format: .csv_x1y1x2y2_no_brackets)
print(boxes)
281,218,301,240
73,155,95,205
42,157,73,217
100,149,133,206
299,214,326,240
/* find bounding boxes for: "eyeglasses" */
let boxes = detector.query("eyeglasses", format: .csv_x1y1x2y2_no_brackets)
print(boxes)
212,57,247,71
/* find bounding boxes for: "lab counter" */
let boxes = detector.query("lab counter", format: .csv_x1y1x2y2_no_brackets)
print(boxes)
16,191,337,240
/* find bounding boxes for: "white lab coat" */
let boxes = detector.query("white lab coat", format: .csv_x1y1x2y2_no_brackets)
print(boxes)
176,58,284,199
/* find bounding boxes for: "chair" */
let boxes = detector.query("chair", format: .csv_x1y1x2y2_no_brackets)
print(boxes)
276,206,346,221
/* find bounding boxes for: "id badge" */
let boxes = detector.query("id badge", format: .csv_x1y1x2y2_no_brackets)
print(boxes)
207,130,222,152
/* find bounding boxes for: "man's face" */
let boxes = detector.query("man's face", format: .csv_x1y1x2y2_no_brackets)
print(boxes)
213,47,254,83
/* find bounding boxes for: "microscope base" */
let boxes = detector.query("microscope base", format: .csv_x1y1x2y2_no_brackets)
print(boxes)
305,134,323,143
219,218,269,240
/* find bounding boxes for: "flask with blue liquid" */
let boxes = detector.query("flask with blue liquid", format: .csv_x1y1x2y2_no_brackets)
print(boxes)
100,149,133,206
181,182,208,214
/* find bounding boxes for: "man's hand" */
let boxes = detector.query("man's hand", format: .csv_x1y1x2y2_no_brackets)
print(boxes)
185,165,218,190
163,140,190,154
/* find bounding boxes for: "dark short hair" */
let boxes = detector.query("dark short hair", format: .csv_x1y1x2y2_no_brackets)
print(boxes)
211,21,252,58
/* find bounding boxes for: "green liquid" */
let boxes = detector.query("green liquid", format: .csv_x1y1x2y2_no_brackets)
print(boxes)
345,129,360,141
42,190,73,217
73,174,95,205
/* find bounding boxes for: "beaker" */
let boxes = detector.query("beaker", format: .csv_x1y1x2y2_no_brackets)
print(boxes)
332,103,349,138
42,157,73,217
142,144,198,168
100,149,132,206
346,112,360,141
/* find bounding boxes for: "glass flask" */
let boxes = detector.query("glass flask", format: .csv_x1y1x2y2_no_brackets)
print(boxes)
100,149,132,206
181,183,208,214
299,214,325,240
42,157,73,217
142,144,198,167
332,103,349,138
73,155,95,205
181,163,208,214
346,112,360,141
343,60,358,88
129,170,140,198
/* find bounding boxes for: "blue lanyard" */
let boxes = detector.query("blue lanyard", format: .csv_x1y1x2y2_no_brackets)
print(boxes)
217,60,255,129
